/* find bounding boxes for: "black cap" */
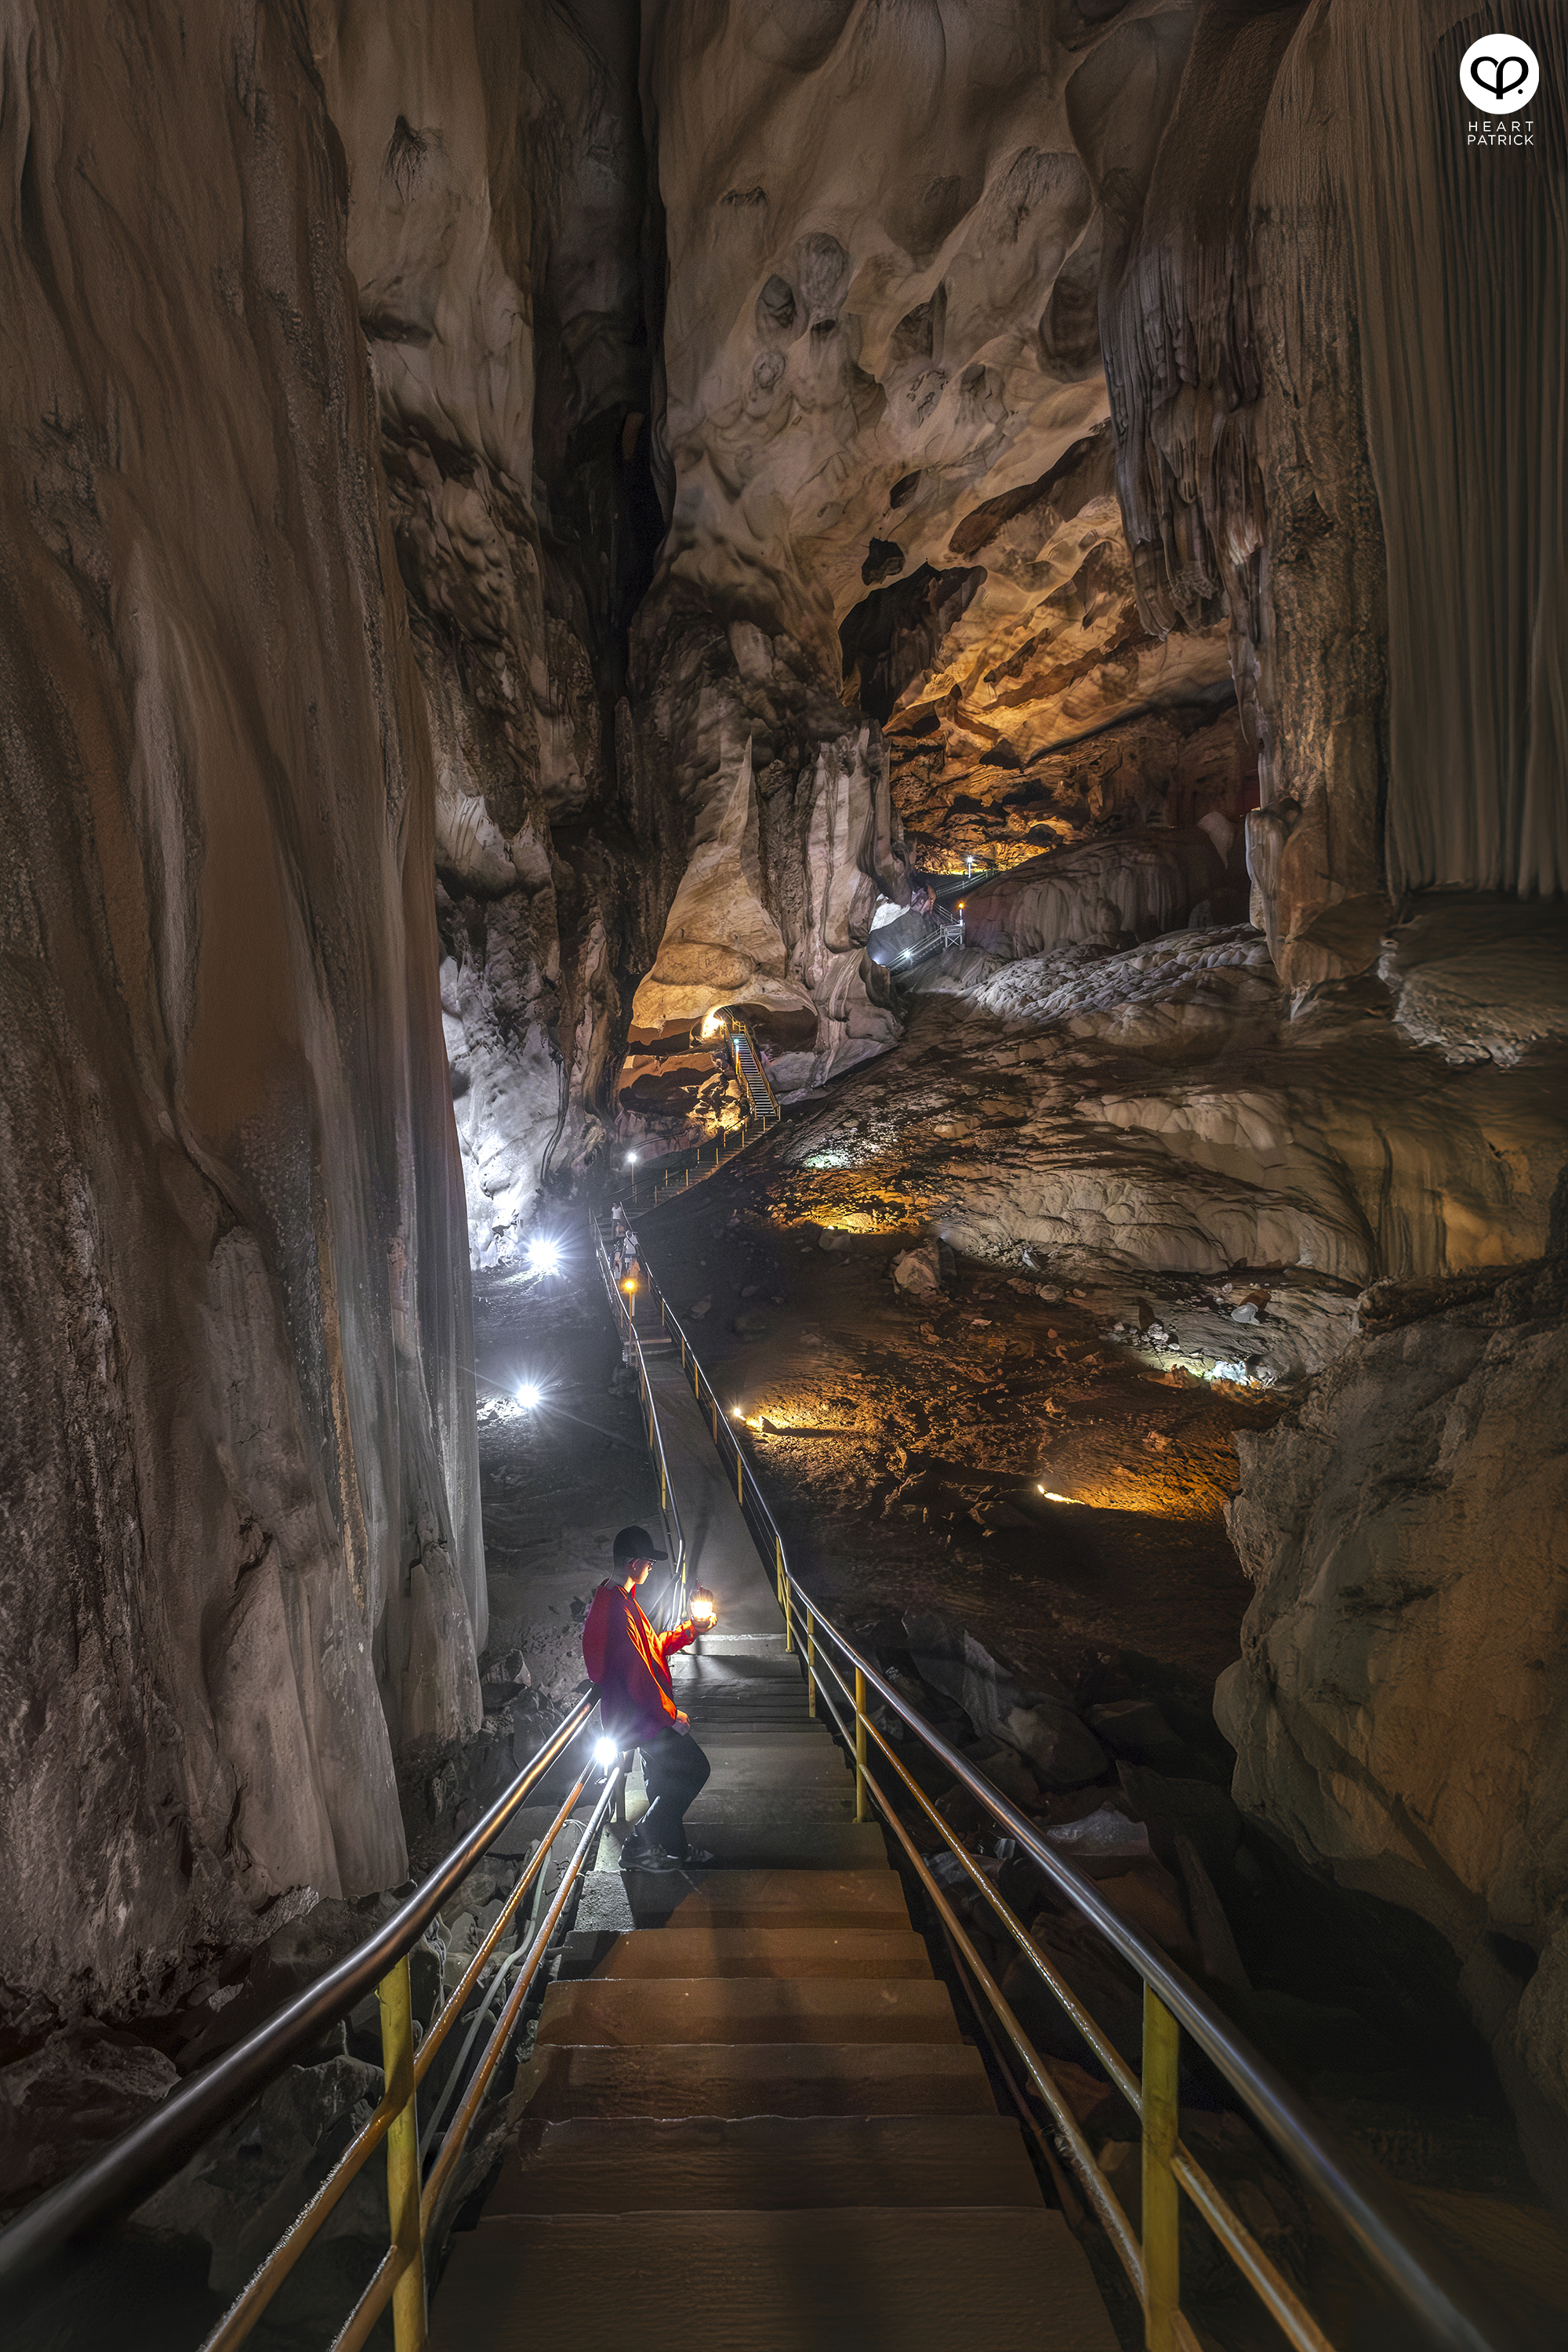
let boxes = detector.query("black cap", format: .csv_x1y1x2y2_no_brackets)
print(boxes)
612,1524,667,1568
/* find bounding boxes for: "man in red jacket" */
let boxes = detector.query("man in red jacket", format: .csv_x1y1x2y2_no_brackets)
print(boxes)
582,1526,715,1872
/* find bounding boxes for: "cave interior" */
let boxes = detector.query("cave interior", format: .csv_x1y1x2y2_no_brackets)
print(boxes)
1,3,1566,2347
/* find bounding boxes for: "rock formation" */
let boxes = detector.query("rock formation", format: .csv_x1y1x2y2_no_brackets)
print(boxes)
757,918,1566,1368
0,4,481,2027
1218,1259,1568,2200
312,2,677,1263
1097,0,1567,981
0,0,1563,2199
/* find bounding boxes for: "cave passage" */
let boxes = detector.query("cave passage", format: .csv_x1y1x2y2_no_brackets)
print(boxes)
2,5,1566,2350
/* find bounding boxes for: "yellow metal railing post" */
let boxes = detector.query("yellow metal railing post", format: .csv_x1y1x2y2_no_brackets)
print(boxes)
1142,1987,1181,2351
377,1958,426,2350
712,1397,718,1440
775,1541,793,1654
736,1451,744,1505
855,1668,869,1822
806,1606,816,1716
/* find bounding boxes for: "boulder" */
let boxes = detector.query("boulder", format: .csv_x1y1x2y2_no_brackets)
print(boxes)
0,2028,176,2207
132,2053,386,2299
903,1612,1022,1738
1000,1702,1109,1791
1042,1806,1154,1866
891,1243,942,1296
1084,1697,1183,1760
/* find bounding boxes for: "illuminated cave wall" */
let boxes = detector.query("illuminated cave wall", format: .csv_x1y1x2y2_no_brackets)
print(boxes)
0,4,481,2024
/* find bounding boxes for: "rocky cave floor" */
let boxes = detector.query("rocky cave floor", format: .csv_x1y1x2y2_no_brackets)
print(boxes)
461,1181,1567,2347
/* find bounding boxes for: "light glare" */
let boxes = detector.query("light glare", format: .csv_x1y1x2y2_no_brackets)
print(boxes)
517,1383,543,1409
593,1736,618,1768
526,1236,562,1276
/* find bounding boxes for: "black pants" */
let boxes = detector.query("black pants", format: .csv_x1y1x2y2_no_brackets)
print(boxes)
639,1726,710,1858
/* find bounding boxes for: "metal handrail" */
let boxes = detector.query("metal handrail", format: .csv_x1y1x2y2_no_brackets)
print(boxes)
593,1220,686,1595
0,1697,608,2349
726,1018,780,1120
610,1104,779,1220
623,1247,1518,2352
321,1766,619,2352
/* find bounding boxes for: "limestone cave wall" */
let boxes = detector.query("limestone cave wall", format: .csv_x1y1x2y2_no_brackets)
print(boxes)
1098,0,1567,982
0,2,482,2028
311,0,679,1262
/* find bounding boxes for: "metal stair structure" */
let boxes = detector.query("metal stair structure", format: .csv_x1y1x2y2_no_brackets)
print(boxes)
0,1209,1521,2352
609,1014,781,1221
428,1352,1116,2352
726,1015,779,1123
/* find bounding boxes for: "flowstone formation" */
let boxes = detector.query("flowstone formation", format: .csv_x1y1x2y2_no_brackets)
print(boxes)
0,7,481,2037
1220,1258,1568,2203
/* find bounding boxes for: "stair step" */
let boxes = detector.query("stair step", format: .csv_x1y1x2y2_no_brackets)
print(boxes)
681,1742,850,1780
684,1793,855,1828
575,1864,913,1935
485,2113,1038,2214
581,1927,934,1980
511,2041,998,2122
431,2207,1117,2351
647,1868,909,1924
616,1824,887,1871
537,1976,960,2047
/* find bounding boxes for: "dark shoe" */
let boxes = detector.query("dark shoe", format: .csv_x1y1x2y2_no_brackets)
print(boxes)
625,1842,680,1874
675,1846,717,1869
617,1834,655,1871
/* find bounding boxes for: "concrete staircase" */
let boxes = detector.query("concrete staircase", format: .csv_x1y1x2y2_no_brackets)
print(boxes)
430,1646,1117,2350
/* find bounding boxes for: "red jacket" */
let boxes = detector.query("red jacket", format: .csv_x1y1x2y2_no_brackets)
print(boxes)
583,1582,695,1745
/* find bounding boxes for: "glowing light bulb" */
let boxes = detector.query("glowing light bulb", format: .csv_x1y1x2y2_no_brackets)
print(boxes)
517,1383,542,1409
593,1736,618,1768
626,1150,638,1163
731,1405,744,1420
526,1237,561,1276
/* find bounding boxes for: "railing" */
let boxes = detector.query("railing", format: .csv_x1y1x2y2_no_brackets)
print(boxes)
609,1110,776,1219
0,1700,620,2351
725,1018,781,1122
592,1219,687,1603
619,1245,1518,2352
612,1015,782,1218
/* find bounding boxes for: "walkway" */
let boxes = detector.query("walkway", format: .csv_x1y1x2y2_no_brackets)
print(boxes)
429,1344,1116,2348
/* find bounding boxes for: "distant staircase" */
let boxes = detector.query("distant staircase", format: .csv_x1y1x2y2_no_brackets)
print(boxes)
610,1016,781,1219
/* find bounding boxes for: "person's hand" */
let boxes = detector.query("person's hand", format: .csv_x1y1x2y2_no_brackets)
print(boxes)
673,1710,691,1733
